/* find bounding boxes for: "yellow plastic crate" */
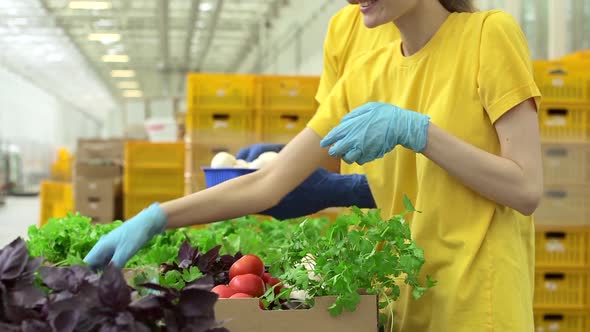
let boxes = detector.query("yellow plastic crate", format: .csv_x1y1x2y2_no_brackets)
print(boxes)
186,73,256,112
186,110,255,144
535,310,590,332
124,168,184,195
125,142,184,169
535,228,590,268
538,103,590,141
257,75,320,112
534,270,590,309
39,181,73,227
124,193,181,220
542,143,590,185
561,50,590,63
257,110,315,144
534,60,590,104
534,185,590,223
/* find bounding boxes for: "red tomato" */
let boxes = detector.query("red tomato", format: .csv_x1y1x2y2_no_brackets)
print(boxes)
259,300,265,310
229,274,266,297
262,272,272,284
211,285,238,299
229,293,253,298
229,255,265,279
268,277,283,296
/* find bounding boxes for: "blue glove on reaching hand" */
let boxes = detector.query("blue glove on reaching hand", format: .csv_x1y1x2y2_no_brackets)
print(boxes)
261,167,376,220
320,102,431,165
84,203,168,269
236,143,285,162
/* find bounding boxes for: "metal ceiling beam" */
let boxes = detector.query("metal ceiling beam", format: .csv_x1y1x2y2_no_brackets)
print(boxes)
39,0,122,106
229,22,259,72
178,0,200,93
196,0,225,71
158,0,171,96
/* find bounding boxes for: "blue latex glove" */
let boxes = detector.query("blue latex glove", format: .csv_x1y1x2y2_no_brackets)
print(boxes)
236,143,285,162
261,168,376,220
320,102,431,165
84,203,167,269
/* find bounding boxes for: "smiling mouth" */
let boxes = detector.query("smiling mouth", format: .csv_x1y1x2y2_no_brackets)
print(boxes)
360,0,378,8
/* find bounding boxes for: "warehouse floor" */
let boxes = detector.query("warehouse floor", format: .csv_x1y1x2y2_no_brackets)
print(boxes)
0,196,39,247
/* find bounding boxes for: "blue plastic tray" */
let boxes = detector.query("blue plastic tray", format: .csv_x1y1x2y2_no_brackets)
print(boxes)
201,167,256,188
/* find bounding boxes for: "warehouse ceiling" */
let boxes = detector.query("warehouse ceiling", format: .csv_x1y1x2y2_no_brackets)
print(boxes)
0,0,285,113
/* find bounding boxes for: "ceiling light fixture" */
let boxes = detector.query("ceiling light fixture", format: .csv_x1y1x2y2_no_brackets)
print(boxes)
88,33,120,43
199,3,213,11
102,54,129,62
69,1,112,10
111,70,135,78
123,90,143,98
117,81,139,89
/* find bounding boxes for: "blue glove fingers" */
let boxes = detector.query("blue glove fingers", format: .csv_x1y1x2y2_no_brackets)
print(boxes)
342,147,362,164
328,138,356,158
320,125,348,148
84,239,115,270
235,147,250,161
110,244,137,269
341,102,379,122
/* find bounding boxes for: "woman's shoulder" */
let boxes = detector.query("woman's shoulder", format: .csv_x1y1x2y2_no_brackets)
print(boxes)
455,9,523,33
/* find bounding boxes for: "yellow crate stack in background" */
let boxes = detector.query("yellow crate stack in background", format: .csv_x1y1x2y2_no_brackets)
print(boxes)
184,73,257,194
532,52,590,331
39,180,73,227
124,141,184,219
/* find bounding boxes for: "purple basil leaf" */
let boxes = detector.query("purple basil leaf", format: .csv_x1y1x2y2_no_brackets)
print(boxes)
197,246,221,272
98,264,131,311
7,284,45,308
178,259,193,270
208,328,230,332
234,251,243,260
4,304,41,322
50,309,79,332
21,319,51,332
178,288,217,319
129,295,164,320
218,255,236,268
39,266,71,291
185,275,214,291
115,311,134,327
163,309,179,332
0,238,29,281
0,322,20,332
178,241,196,263
182,318,217,332
161,262,180,274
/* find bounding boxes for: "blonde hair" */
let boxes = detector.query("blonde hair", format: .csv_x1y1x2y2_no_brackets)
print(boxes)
439,0,476,12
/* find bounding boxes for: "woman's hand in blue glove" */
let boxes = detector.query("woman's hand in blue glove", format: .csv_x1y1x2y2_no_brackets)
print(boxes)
320,102,431,165
83,203,168,269
236,143,285,162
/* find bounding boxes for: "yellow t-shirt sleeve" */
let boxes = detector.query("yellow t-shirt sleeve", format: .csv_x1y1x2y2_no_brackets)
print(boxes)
307,74,350,138
315,15,340,106
477,12,542,123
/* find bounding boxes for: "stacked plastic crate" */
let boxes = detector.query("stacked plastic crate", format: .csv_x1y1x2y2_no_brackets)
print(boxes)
254,75,320,144
184,74,257,194
533,53,590,331
123,141,184,219
39,181,73,227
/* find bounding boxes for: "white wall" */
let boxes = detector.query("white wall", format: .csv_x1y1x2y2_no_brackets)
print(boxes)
0,65,102,152
236,0,345,75
237,0,589,75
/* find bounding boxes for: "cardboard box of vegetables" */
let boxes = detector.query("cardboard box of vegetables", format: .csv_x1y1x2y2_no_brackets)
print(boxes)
15,200,434,331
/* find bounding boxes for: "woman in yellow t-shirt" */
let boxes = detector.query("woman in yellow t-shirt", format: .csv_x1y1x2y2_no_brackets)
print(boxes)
84,1,542,330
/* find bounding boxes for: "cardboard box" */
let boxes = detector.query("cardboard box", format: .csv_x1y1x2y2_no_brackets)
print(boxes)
214,295,379,332
77,139,125,165
74,164,123,223
75,163,122,178
75,178,122,223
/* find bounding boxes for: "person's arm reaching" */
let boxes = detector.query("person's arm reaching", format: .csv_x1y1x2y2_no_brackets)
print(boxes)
84,128,330,269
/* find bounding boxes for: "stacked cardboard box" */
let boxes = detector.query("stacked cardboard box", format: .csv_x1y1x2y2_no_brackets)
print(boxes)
74,139,124,223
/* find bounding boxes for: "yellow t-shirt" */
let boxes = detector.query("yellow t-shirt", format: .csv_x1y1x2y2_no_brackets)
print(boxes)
316,4,400,176
308,11,541,332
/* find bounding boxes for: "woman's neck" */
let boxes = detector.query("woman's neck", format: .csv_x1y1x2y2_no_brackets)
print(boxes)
394,1,451,56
